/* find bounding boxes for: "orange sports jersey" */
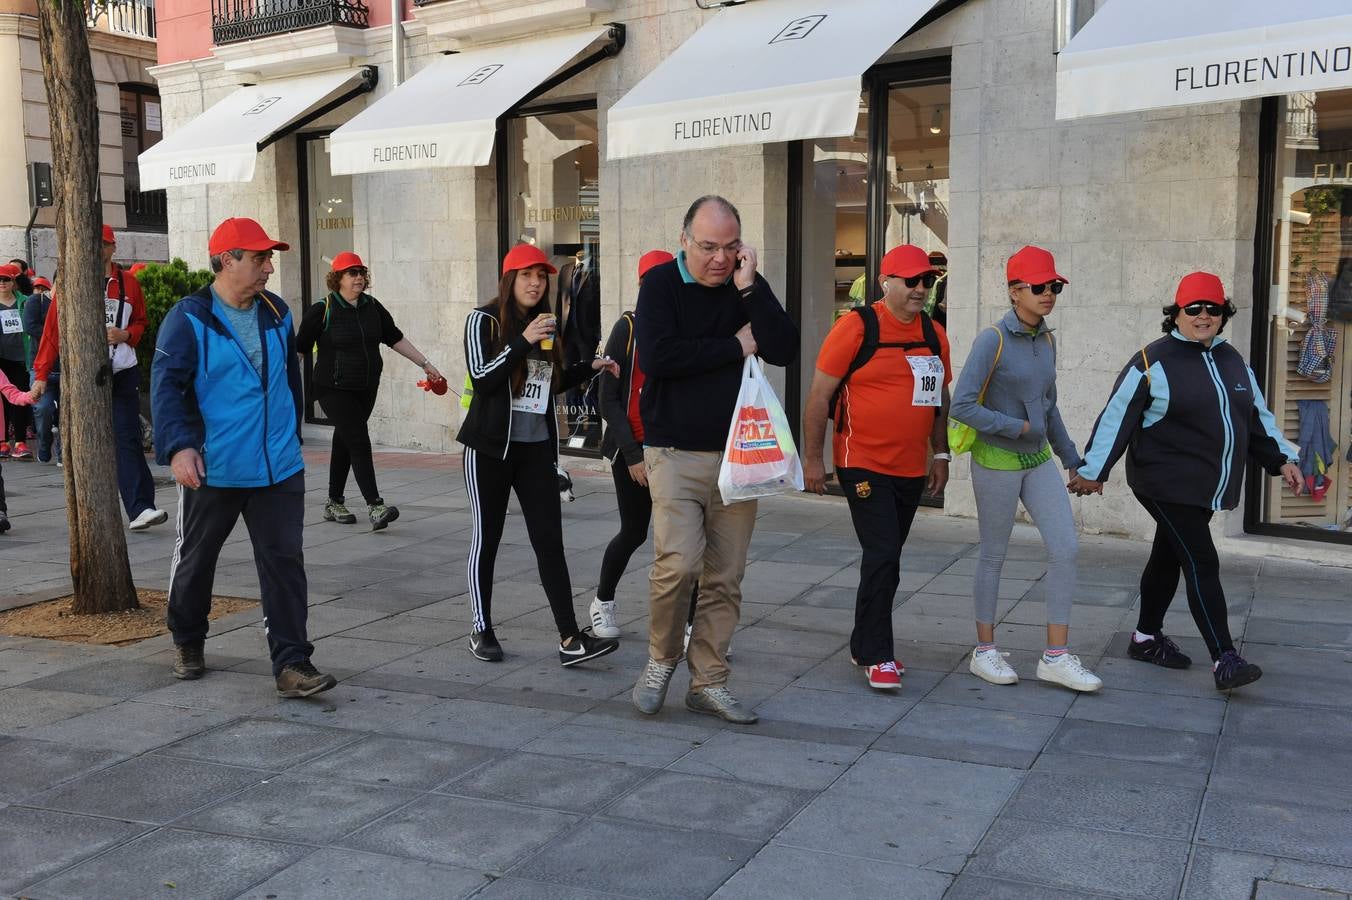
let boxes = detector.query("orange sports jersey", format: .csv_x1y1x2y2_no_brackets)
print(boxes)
816,301,952,477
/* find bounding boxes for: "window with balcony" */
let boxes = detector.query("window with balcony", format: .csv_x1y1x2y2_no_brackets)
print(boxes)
121,85,167,232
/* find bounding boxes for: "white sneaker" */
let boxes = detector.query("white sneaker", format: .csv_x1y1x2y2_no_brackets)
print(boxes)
589,598,621,639
1037,653,1102,692
129,508,169,531
969,648,1019,685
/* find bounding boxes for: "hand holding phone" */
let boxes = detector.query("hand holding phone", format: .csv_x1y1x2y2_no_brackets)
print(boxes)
733,244,758,290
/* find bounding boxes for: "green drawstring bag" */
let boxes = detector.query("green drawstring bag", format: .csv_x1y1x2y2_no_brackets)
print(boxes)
947,326,1002,455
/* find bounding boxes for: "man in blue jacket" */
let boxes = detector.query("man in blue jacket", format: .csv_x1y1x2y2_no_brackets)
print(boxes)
151,217,335,698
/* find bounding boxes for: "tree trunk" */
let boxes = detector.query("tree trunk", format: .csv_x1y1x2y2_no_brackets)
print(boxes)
37,0,139,614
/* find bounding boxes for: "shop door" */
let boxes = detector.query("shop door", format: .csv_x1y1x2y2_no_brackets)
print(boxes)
794,62,952,502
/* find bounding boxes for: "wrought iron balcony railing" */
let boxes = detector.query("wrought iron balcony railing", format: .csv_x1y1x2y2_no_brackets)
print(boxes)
88,0,157,39
125,185,168,233
212,0,369,46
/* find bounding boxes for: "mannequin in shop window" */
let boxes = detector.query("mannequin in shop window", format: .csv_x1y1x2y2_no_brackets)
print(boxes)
558,246,602,444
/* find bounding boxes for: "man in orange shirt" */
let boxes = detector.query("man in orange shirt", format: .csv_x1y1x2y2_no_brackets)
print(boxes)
803,244,952,690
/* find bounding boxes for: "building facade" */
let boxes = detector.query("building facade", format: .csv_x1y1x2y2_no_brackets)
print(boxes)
2,0,168,275
145,0,1352,554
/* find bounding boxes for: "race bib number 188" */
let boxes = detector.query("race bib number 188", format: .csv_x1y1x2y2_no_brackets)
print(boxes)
908,356,944,407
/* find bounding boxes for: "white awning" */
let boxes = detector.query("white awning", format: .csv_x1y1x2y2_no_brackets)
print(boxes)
1057,0,1352,121
328,28,608,174
606,0,940,160
138,69,368,190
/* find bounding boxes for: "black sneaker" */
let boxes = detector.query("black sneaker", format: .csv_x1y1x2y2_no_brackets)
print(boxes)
172,640,206,680
1213,650,1262,691
368,500,399,531
559,631,619,667
469,628,504,662
1127,631,1192,669
275,660,338,698
0,513,9,535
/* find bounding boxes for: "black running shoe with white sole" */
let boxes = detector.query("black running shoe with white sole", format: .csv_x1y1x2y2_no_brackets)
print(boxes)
559,631,618,667
469,628,504,662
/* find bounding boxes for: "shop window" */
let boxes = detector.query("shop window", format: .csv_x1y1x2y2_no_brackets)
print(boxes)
504,105,602,455
120,84,166,232
1263,88,1352,537
299,132,354,423
795,67,951,489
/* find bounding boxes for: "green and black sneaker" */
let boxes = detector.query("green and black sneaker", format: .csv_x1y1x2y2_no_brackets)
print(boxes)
368,500,400,531
323,498,357,524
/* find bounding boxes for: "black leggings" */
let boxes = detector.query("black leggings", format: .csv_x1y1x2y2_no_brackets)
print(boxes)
1135,494,1234,661
597,454,652,603
317,387,380,504
464,441,580,640
0,358,30,441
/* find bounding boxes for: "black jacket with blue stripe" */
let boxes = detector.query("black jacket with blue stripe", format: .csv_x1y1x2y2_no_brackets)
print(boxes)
1077,332,1299,511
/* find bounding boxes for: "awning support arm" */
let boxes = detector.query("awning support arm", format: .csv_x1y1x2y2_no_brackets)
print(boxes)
257,66,379,152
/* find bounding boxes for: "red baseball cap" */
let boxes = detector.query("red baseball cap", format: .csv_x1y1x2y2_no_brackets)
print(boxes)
1175,271,1225,306
501,243,556,276
1006,245,1068,285
102,224,115,244
331,251,366,271
32,276,51,290
0,264,19,279
638,250,674,280
880,245,940,279
208,217,290,255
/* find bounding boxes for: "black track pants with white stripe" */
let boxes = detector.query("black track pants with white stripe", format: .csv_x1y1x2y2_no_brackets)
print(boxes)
463,441,580,639
165,471,313,675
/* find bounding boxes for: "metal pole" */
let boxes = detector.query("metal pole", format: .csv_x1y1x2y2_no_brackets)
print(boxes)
391,0,404,86
25,207,37,270
1054,0,1079,53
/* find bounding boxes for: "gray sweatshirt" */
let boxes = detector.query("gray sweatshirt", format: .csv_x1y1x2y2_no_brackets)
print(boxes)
950,309,1078,468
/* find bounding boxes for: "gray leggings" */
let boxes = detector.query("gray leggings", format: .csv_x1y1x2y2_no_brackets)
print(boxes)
971,458,1077,626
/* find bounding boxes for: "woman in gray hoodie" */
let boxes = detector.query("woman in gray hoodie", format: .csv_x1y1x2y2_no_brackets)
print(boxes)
950,246,1100,693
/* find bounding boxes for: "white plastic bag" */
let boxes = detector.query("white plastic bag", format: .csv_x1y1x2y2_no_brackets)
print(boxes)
718,356,805,504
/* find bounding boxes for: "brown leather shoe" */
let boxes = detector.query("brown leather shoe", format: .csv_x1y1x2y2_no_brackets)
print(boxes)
172,641,206,680
275,660,337,698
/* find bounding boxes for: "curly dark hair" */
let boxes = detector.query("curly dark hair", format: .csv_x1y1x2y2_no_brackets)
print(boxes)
1161,298,1237,334
325,266,372,294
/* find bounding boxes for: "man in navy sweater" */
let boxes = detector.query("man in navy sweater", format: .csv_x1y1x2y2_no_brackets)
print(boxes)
630,195,798,724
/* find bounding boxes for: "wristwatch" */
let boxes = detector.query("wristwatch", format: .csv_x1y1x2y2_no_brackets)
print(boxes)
932,452,952,462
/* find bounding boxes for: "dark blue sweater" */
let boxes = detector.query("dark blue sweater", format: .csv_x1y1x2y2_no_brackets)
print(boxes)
635,257,797,451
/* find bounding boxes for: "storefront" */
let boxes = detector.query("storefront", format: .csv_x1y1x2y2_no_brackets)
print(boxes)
143,0,1352,552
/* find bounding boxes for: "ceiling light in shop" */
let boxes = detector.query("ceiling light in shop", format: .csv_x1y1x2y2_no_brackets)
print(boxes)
930,108,944,134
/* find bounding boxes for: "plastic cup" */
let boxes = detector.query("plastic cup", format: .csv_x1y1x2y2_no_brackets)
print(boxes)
539,314,556,351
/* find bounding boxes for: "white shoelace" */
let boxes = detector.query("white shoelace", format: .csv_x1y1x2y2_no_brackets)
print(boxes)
641,661,675,689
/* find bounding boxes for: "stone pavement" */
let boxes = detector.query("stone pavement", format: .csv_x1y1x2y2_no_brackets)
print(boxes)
2,443,1352,899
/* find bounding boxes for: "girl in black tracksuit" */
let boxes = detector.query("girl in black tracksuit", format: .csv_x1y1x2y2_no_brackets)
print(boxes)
456,244,620,667
1074,273,1303,690
297,253,441,531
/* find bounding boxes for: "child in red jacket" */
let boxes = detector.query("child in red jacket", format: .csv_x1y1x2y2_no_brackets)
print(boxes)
0,370,35,532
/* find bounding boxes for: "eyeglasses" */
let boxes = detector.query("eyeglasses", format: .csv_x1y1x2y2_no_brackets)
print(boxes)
1016,281,1063,296
897,273,937,289
1181,302,1224,317
0,277,11,284
690,238,743,256
343,267,368,278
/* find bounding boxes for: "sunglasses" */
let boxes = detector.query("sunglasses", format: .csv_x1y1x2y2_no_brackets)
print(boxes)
1181,302,1225,317
0,277,11,284
343,267,368,278
898,273,938,289
1017,281,1063,296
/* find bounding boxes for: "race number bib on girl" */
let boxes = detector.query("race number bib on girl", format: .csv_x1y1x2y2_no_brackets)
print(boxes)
510,359,553,415
0,308,21,334
907,356,944,407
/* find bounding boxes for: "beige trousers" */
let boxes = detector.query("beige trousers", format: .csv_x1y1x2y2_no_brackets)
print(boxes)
644,447,758,690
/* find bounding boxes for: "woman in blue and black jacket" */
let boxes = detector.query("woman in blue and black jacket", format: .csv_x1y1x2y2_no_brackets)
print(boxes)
1072,271,1303,691
456,243,619,668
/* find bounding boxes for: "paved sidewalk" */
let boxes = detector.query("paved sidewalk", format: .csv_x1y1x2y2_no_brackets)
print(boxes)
2,446,1351,899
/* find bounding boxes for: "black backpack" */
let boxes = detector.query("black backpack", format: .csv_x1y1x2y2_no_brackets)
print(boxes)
827,305,941,433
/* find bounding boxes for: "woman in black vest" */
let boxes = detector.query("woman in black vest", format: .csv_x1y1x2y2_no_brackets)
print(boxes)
297,252,442,530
